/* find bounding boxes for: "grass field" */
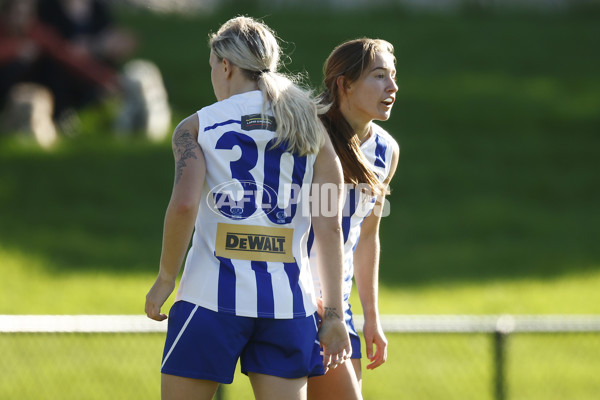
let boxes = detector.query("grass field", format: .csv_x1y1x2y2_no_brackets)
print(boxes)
2,332,599,399
1,4,600,399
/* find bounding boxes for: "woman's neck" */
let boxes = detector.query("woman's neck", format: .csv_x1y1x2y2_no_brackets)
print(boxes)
342,110,372,144
355,124,372,144
227,80,259,98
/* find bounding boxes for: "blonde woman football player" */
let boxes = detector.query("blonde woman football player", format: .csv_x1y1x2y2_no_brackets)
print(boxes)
145,16,351,400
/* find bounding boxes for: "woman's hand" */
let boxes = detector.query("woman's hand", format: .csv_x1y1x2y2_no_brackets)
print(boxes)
318,308,352,373
145,274,176,321
363,316,388,370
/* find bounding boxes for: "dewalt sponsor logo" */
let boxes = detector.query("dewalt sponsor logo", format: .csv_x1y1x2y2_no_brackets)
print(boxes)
215,223,294,263
225,233,285,253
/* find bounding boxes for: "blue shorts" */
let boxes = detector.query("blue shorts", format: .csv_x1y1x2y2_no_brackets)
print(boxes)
345,303,362,360
160,301,325,383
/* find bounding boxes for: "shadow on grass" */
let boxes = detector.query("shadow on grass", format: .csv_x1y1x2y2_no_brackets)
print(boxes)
0,127,598,287
0,138,172,274
379,123,600,286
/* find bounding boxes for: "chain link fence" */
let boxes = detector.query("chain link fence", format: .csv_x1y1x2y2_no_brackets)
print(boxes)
2,315,600,400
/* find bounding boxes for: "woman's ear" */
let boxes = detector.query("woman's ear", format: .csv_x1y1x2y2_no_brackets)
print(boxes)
336,75,351,97
222,58,233,78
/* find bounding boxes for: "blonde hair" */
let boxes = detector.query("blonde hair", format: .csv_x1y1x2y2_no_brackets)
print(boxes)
209,16,325,155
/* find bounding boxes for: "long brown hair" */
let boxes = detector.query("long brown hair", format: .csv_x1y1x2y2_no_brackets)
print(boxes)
319,38,395,195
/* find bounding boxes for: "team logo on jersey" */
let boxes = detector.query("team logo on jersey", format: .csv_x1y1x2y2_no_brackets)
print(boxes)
215,223,294,263
208,180,279,220
241,114,277,132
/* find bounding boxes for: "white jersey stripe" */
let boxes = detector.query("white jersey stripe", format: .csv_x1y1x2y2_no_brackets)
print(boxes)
252,261,276,318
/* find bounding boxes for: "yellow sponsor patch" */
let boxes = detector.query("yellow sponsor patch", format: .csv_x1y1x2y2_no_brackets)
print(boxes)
215,223,294,263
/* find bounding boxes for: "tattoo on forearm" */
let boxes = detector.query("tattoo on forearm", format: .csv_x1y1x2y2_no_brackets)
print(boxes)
172,127,198,184
324,307,341,320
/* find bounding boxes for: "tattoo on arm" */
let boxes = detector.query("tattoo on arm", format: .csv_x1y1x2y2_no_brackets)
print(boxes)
324,307,341,320
172,127,198,184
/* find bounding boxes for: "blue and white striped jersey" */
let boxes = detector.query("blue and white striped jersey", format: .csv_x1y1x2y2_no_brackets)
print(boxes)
175,90,318,319
309,123,397,309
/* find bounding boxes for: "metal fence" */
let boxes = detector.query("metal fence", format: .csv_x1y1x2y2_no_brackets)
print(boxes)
2,315,600,400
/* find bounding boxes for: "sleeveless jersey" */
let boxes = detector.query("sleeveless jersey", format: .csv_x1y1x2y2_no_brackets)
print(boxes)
309,123,396,310
175,90,318,319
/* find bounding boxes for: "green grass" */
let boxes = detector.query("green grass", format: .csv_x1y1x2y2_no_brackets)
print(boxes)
0,333,163,399
1,5,600,400
2,333,599,399
507,333,600,400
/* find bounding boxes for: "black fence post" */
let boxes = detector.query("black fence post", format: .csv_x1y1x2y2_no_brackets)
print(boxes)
494,330,506,400
494,315,515,400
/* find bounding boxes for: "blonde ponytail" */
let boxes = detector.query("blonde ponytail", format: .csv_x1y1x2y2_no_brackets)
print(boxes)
209,16,325,155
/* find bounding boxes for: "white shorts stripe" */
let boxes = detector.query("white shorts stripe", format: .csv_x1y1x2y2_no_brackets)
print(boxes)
161,305,199,370
312,314,321,347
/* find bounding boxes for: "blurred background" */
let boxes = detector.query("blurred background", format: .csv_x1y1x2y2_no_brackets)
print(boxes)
1,0,599,399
